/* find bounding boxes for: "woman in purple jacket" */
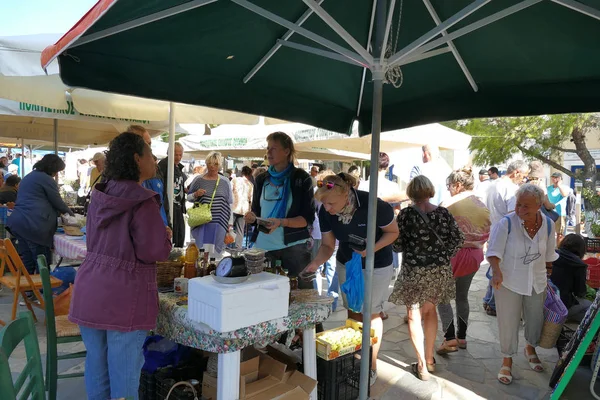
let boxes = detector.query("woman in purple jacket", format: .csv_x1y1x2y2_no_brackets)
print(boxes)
69,133,172,400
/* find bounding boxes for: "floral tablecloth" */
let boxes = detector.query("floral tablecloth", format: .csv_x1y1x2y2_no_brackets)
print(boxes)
156,293,331,353
53,234,87,260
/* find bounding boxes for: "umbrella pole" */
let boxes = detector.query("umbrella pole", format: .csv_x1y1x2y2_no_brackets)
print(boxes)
167,102,176,227
53,119,58,155
20,138,25,178
359,0,386,397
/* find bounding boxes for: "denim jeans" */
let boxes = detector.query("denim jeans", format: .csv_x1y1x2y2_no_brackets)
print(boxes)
483,281,496,310
79,326,148,400
14,235,52,274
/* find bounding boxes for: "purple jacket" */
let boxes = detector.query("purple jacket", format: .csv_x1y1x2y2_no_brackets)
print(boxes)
69,180,171,332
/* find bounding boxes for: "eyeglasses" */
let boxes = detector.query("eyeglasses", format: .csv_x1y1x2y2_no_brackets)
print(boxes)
317,180,343,190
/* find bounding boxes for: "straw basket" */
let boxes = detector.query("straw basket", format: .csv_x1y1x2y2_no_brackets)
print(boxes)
156,261,183,288
539,320,564,349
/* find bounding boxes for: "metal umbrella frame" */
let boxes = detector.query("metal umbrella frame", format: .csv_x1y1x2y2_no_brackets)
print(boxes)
41,1,600,398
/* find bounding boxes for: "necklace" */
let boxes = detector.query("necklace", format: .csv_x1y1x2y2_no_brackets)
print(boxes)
522,213,541,238
268,178,283,196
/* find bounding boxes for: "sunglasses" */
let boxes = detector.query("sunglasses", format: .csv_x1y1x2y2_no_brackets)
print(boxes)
317,180,343,189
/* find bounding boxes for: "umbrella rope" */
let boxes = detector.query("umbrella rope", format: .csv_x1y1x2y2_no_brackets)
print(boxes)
384,0,404,88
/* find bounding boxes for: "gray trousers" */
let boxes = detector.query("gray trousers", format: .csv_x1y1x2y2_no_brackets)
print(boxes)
438,271,476,341
495,285,545,357
232,213,245,250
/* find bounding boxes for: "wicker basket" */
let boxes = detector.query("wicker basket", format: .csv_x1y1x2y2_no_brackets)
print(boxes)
157,261,183,288
539,320,564,349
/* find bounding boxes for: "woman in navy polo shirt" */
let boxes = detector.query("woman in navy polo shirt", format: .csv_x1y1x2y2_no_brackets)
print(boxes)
302,172,399,385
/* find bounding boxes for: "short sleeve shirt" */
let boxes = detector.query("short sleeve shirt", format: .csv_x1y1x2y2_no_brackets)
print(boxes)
319,189,394,269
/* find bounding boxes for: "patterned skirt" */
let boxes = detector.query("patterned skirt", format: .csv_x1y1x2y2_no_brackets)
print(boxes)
389,264,456,308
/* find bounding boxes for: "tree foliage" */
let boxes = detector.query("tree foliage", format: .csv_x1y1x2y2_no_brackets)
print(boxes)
447,114,599,184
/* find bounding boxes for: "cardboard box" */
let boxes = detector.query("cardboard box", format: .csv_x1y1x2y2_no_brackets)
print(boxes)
202,349,317,400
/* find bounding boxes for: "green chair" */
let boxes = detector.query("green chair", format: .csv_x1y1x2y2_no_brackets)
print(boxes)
0,311,46,400
37,255,86,400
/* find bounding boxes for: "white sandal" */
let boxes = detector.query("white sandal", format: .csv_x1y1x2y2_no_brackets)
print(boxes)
524,348,544,372
497,366,513,385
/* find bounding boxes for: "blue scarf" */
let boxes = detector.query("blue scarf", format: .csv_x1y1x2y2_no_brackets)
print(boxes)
267,164,293,219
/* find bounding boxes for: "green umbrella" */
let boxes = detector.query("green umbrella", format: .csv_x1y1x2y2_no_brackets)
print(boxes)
42,1,600,397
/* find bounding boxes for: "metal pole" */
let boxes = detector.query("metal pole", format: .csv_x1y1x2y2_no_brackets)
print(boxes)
20,138,25,178
359,0,386,398
53,119,58,155
167,102,176,226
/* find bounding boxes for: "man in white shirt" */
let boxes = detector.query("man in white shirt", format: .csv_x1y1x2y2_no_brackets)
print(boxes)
483,160,530,314
486,160,530,224
476,169,493,202
410,145,452,205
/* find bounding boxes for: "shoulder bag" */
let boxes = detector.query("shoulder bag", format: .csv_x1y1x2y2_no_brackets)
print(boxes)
411,205,447,250
188,176,220,228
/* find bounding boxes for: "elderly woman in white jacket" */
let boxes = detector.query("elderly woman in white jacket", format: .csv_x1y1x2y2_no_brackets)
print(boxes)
487,183,557,385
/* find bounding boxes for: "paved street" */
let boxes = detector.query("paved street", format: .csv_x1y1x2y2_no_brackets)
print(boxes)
2,263,599,399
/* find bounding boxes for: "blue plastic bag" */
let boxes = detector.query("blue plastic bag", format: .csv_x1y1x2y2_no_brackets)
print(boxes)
50,267,77,295
142,335,190,372
341,253,364,313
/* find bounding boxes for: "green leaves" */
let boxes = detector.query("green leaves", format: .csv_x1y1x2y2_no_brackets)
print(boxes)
448,114,598,175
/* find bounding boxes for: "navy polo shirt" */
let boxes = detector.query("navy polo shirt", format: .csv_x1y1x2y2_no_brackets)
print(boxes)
319,189,395,269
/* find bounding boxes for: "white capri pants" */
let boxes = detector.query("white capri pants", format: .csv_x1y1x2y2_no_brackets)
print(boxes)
495,284,545,357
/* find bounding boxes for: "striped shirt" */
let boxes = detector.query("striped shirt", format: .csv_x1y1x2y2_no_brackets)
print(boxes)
187,176,233,232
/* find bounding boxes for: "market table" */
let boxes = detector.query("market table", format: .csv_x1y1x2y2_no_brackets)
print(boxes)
53,234,87,261
157,292,331,400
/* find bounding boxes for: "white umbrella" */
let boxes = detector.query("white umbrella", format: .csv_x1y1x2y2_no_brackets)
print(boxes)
297,123,471,154
180,122,368,161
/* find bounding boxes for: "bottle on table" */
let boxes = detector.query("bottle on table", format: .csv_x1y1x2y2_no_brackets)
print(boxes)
207,258,217,275
265,260,274,274
197,249,205,277
184,240,199,279
275,259,284,275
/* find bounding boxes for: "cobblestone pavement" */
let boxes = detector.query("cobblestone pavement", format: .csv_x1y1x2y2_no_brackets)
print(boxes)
1,263,598,399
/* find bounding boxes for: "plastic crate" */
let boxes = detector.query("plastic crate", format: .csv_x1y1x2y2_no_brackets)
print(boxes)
557,325,597,366
139,370,157,400
585,257,600,288
585,237,600,254
317,348,372,400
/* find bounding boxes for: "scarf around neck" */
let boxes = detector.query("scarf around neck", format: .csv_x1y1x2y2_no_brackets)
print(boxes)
267,164,293,218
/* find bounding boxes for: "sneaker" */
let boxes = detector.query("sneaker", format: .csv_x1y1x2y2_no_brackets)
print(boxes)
370,369,377,386
19,293,38,306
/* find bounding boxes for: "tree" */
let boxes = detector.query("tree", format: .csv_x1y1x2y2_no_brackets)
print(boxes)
448,113,599,189
447,113,600,232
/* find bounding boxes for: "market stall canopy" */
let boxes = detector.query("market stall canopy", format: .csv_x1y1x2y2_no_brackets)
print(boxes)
42,0,600,135
0,34,265,124
180,122,368,161
297,123,471,154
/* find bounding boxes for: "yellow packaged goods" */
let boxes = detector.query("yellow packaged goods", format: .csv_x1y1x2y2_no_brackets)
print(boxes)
316,319,377,360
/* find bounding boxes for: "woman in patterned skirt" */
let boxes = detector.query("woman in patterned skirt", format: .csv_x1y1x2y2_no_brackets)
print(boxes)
389,175,463,381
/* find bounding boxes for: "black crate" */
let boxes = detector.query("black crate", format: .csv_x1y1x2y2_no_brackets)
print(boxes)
585,237,600,253
139,352,208,400
317,348,372,400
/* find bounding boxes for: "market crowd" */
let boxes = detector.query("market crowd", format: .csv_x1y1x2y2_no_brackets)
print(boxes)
3,128,589,399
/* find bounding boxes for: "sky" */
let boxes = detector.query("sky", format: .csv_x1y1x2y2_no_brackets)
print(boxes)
0,0,98,37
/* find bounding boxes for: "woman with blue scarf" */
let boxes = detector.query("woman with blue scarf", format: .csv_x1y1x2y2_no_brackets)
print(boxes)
244,132,315,288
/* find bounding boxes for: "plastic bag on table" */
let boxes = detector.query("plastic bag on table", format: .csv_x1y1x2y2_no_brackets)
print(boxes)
142,335,190,373
341,252,364,313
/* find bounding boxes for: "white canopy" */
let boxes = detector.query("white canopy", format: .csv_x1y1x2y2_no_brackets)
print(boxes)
296,123,472,154
0,34,267,125
180,123,369,162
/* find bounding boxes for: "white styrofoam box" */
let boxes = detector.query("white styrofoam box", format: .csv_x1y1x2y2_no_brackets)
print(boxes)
188,272,290,332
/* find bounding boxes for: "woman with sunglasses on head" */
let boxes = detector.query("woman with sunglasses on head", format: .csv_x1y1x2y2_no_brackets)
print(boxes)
302,173,399,385
487,183,557,385
436,168,490,355
244,132,315,287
